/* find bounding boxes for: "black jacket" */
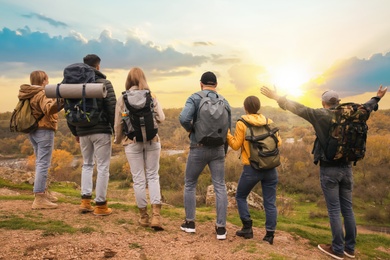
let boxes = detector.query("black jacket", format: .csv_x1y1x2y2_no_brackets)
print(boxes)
67,69,116,137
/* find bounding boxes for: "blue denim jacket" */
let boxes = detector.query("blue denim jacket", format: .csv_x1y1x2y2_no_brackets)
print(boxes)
179,89,232,145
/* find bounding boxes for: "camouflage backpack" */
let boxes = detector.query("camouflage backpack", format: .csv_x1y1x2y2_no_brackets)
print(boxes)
325,102,370,165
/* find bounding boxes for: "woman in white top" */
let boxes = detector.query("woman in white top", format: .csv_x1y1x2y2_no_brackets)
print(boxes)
114,67,165,231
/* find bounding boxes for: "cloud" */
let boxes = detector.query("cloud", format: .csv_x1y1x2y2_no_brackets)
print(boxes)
193,41,214,46
304,53,390,98
228,64,269,91
0,27,210,77
21,13,68,28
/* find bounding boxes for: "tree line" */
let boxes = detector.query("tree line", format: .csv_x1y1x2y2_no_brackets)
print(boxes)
0,107,389,223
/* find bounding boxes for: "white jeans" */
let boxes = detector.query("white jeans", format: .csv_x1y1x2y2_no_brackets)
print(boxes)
79,133,111,203
124,141,162,208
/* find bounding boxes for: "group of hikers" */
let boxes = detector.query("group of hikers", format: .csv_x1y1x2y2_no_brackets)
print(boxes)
18,53,387,260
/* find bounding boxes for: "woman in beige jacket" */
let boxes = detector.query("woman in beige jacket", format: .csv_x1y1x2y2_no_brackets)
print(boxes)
18,70,63,209
114,67,165,230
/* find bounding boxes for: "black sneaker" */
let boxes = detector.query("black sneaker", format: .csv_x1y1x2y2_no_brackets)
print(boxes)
216,226,227,240
344,249,355,259
318,244,344,260
180,220,195,233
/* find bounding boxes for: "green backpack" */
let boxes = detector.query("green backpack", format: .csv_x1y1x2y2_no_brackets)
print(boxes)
238,118,281,170
10,98,44,133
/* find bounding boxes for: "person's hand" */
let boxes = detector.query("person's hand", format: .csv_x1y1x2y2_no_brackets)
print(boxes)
377,85,388,99
260,86,280,100
75,136,80,143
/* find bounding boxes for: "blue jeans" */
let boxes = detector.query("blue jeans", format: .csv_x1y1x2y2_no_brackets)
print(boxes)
236,165,278,231
184,145,228,227
320,165,356,254
28,129,55,193
80,133,112,203
124,141,162,208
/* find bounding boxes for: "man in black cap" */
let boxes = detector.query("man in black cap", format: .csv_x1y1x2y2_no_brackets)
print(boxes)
261,85,387,260
179,71,231,240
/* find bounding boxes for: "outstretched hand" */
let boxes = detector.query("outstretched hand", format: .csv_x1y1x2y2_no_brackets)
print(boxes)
377,85,388,99
260,86,280,101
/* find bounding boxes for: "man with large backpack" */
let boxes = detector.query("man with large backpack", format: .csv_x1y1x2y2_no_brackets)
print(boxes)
179,71,231,240
261,85,387,260
65,54,116,216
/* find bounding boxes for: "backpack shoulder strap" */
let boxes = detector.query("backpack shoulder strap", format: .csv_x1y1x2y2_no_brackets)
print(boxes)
237,118,254,137
122,91,131,111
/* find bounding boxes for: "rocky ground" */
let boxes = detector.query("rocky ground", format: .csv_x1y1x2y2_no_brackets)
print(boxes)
0,187,333,260
0,164,387,260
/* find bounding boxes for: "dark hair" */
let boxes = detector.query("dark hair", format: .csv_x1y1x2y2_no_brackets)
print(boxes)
244,96,261,114
83,54,101,68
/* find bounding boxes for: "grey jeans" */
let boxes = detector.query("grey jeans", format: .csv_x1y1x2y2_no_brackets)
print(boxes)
124,141,162,208
79,133,112,203
29,129,55,193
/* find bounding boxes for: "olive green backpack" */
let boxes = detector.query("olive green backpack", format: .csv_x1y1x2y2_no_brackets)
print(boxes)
238,118,280,170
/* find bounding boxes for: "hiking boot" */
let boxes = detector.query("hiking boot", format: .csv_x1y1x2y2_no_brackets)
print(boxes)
216,226,227,240
79,197,94,213
236,219,253,239
32,193,58,210
344,249,355,259
318,244,344,260
93,201,112,216
150,204,164,231
138,207,150,227
45,190,58,202
263,230,275,245
180,220,196,233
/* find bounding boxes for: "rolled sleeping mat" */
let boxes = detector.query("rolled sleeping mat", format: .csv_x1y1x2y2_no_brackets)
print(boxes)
45,83,107,98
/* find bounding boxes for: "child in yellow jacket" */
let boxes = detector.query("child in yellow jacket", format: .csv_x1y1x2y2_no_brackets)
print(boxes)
227,95,282,244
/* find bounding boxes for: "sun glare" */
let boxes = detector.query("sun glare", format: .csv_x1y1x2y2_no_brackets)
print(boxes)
269,65,310,98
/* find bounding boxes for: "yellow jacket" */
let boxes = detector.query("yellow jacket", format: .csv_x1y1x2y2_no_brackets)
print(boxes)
227,113,282,165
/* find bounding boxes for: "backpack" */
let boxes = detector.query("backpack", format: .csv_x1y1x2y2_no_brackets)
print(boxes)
238,118,281,170
10,98,44,133
324,102,369,165
193,91,229,146
62,63,103,127
122,89,158,142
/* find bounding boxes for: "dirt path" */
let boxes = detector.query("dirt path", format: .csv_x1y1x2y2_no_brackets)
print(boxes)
0,197,333,260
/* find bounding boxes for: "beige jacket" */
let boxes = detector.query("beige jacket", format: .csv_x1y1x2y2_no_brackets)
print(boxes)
17,84,63,131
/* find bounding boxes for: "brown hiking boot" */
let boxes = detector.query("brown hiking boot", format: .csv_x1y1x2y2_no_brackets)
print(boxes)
79,199,94,213
138,207,150,227
93,201,112,216
32,193,58,210
150,204,164,231
45,190,58,202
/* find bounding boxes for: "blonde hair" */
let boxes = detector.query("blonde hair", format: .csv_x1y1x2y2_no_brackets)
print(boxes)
125,67,149,90
30,71,48,86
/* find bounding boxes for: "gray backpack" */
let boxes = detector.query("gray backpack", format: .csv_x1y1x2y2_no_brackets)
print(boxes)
238,118,280,169
193,91,229,146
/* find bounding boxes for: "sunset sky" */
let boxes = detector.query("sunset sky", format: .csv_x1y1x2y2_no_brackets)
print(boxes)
1,0,390,113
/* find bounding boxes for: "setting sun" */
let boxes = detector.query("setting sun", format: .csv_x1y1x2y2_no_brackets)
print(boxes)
269,65,310,98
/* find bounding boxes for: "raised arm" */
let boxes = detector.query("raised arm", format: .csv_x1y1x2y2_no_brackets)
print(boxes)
376,85,387,99
260,86,281,101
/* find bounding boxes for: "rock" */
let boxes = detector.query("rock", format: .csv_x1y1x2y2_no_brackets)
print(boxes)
206,182,264,210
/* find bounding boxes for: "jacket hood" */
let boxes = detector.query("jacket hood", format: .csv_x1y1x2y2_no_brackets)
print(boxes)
18,84,44,100
241,113,274,126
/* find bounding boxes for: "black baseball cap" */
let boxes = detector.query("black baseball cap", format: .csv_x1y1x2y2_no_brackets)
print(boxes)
200,71,217,85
